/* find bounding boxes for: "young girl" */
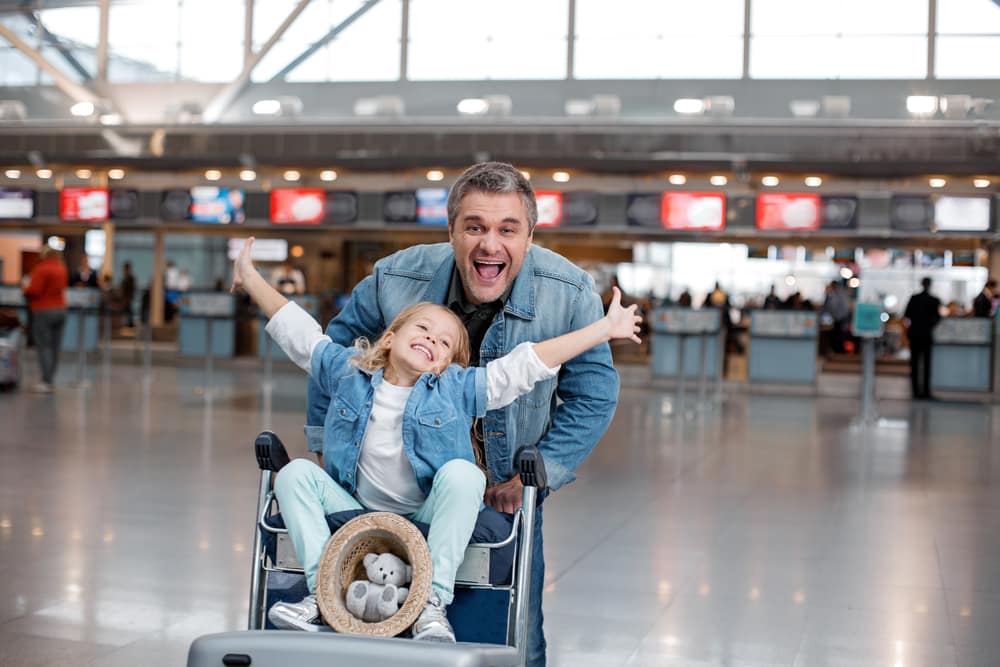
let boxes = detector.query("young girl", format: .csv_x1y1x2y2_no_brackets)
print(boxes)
231,237,641,641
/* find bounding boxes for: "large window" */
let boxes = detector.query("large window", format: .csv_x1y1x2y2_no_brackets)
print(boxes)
574,0,744,79
935,0,1000,78
407,0,567,80
750,0,928,79
253,0,401,83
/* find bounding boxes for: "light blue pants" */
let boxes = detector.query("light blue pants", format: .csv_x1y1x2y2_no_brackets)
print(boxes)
273,458,486,605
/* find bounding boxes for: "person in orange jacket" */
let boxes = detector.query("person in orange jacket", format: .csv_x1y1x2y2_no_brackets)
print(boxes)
22,245,69,393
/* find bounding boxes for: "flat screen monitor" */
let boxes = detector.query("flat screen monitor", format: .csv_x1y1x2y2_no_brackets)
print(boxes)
109,189,140,220
227,238,288,262
160,189,192,221
562,192,599,226
60,187,109,221
933,196,991,232
890,196,933,231
384,191,418,223
416,188,449,225
755,193,820,231
271,188,324,225
820,196,859,230
324,191,359,224
661,192,726,231
535,191,564,227
0,188,34,219
625,193,662,228
190,187,245,224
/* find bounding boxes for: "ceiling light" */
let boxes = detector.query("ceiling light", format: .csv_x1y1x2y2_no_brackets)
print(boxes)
70,101,95,117
4,169,20,179
36,168,52,179
940,95,972,119
928,177,946,188
283,170,301,182
290,245,304,258
239,169,256,181
457,98,489,115
709,175,728,186
906,95,938,116
107,168,125,180
784,275,796,286
520,171,531,181
552,171,570,183
821,96,851,118
804,176,822,187
99,113,122,126
839,267,853,279
320,170,338,182
354,95,404,117
668,174,687,185
75,168,92,179
761,176,779,187
205,169,222,181
252,99,281,116
426,169,444,182
790,99,820,118
973,178,990,188
848,277,860,289
673,98,705,115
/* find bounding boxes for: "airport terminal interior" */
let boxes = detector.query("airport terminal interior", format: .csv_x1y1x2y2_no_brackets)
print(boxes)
1,1,1000,665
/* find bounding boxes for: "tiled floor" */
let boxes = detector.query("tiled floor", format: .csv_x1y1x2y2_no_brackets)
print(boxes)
2,354,999,666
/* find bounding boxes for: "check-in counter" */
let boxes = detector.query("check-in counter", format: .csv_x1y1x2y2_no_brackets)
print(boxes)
650,307,722,379
932,317,994,392
0,285,26,322
748,310,819,385
63,287,100,353
178,292,236,358
258,294,320,361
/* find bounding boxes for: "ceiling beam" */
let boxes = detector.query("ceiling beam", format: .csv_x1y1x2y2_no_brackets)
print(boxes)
269,0,382,81
201,0,313,124
0,20,99,105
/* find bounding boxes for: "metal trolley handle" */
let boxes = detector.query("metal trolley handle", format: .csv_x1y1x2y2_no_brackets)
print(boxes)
511,445,547,664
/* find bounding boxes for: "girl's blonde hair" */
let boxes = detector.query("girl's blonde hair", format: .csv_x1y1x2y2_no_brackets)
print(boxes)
351,302,471,374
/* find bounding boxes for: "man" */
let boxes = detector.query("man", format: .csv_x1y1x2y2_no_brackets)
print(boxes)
972,279,996,318
70,255,98,288
119,262,136,328
903,277,942,400
270,259,306,295
305,162,619,665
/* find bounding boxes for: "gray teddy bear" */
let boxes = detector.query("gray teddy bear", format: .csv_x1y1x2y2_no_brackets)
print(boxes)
346,552,412,623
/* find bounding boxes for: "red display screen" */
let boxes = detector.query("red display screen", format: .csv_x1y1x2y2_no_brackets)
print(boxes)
661,192,726,231
271,188,325,225
60,187,109,222
535,191,563,227
755,193,821,231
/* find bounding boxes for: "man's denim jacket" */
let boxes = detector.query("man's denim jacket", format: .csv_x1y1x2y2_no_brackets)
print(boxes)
306,243,620,491
309,338,486,496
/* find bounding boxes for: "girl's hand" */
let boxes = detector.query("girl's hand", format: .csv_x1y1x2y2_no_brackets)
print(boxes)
231,237,256,294
606,286,642,343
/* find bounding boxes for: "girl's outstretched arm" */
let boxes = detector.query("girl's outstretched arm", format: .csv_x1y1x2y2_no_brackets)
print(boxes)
231,237,288,318
531,286,641,368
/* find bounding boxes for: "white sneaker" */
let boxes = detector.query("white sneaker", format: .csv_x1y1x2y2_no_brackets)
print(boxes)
412,594,455,643
30,382,53,394
267,594,331,632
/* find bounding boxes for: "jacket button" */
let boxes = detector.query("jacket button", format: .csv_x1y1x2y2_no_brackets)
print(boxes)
340,408,347,416
435,418,441,426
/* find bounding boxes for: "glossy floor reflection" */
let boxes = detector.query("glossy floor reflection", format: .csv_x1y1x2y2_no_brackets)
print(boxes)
2,359,999,666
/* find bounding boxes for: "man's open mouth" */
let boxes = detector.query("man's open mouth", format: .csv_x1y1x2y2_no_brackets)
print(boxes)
473,260,505,281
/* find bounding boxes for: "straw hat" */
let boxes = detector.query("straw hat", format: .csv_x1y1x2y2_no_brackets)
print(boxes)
315,511,432,636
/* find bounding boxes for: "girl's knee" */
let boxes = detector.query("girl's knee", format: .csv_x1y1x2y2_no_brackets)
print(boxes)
274,458,320,495
435,459,486,495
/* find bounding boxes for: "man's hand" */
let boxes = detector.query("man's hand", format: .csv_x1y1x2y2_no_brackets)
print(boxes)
485,476,523,514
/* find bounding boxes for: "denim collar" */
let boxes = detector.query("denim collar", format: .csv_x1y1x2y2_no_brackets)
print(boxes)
423,246,536,321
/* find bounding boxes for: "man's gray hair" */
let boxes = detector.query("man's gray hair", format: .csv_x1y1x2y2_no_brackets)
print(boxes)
446,162,538,231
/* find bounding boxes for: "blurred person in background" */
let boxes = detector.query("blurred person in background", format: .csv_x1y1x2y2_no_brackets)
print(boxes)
70,255,98,288
119,262,136,328
21,245,69,393
763,285,781,310
822,280,852,354
972,279,996,318
270,259,306,295
903,277,941,400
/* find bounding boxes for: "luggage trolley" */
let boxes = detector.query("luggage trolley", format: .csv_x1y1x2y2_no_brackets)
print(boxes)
188,431,546,667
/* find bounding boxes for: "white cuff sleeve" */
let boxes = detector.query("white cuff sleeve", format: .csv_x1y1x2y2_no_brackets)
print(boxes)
486,341,560,410
264,301,329,373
